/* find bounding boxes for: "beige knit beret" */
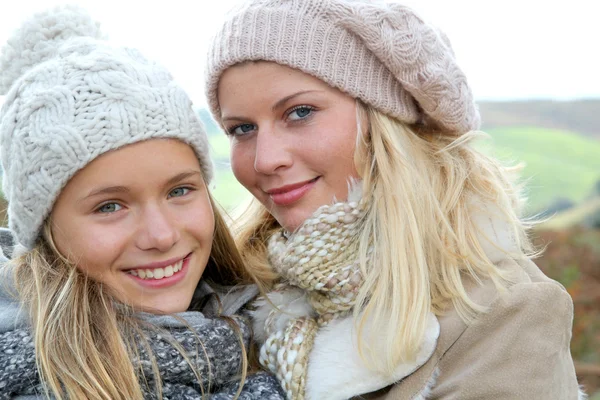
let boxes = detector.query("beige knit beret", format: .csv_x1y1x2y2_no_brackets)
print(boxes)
206,0,480,134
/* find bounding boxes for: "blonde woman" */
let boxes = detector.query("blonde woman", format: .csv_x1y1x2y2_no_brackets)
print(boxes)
205,0,584,399
0,7,284,400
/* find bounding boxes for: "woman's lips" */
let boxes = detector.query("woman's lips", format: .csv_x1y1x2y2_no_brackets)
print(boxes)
268,177,319,206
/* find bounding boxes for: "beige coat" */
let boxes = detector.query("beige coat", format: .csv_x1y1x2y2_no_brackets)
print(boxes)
359,257,582,399
256,256,584,399
254,209,584,399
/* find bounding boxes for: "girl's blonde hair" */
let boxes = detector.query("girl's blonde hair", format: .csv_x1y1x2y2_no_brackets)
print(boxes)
232,103,535,374
7,193,251,400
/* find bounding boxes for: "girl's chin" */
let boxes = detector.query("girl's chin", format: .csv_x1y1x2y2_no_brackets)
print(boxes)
125,297,192,314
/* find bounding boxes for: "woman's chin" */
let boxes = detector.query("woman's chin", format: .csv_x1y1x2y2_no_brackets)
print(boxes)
276,214,306,234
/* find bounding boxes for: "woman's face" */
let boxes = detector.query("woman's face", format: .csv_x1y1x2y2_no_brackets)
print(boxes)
51,139,214,314
218,62,361,232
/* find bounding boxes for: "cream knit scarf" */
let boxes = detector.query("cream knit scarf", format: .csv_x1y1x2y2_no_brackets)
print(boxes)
259,196,367,399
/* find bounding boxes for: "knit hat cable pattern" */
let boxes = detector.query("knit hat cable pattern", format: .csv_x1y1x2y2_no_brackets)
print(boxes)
0,7,213,249
206,0,480,134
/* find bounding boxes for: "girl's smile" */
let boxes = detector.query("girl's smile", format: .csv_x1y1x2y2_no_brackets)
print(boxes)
50,139,214,313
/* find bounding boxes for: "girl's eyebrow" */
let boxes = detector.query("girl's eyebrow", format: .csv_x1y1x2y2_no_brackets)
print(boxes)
84,185,129,200
164,170,202,187
82,171,202,201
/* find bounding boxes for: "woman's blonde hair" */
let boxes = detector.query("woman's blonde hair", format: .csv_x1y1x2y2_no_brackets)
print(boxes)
7,193,251,400
232,103,535,374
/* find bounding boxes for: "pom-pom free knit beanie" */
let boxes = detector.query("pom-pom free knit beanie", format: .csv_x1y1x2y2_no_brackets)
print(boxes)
206,0,480,134
0,6,213,249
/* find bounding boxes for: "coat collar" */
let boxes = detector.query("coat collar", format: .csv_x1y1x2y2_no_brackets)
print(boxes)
306,312,440,399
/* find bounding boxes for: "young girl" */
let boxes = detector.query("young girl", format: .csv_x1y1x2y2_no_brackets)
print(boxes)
0,7,284,399
205,0,584,398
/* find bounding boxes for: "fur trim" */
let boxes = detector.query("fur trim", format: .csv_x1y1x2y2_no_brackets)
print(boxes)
471,202,521,264
251,287,315,343
305,312,440,400
12,244,28,259
412,367,439,400
346,179,363,203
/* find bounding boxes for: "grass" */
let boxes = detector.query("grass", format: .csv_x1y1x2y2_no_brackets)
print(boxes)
474,127,600,213
208,132,231,160
207,134,251,211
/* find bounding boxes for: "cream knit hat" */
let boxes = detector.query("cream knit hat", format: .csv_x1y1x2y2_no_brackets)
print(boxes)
206,0,480,134
0,6,213,249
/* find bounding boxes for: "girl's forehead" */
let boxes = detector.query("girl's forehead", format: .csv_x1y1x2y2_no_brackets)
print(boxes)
57,139,202,201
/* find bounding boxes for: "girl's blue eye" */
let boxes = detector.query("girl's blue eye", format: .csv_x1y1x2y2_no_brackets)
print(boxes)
288,106,314,121
98,203,122,213
169,187,190,198
229,123,256,136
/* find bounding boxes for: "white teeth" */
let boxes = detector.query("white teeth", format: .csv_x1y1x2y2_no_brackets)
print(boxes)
128,258,186,280
153,268,164,279
174,260,183,272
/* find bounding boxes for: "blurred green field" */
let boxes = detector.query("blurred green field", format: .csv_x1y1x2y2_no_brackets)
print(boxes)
477,127,600,213
207,133,252,211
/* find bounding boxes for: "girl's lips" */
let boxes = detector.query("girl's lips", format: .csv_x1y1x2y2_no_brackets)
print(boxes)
126,253,191,289
269,177,319,206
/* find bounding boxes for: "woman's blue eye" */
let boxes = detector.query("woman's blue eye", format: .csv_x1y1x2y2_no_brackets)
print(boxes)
229,123,256,136
169,187,190,198
98,203,122,213
288,106,314,121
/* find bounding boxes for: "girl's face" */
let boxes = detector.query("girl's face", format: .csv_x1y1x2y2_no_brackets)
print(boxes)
218,62,361,232
51,139,214,314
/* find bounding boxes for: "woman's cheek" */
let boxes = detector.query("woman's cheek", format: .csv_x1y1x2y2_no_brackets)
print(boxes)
230,144,255,189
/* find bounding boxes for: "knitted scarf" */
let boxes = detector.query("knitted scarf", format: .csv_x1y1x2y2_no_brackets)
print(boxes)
0,311,284,399
259,198,367,399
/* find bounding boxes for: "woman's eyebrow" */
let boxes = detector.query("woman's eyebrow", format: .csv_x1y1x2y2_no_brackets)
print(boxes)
271,90,321,112
221,90,322,122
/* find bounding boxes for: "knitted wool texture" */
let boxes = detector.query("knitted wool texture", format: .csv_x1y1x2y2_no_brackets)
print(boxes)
0,315,286,399
260,311,318,400
206,0,480,134
0,6,213,249
260,198,366,399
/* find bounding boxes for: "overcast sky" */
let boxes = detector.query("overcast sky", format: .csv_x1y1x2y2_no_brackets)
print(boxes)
1,0,599,106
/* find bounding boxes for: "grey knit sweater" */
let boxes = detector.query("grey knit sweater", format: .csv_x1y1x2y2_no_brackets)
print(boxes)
0,229,284,399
